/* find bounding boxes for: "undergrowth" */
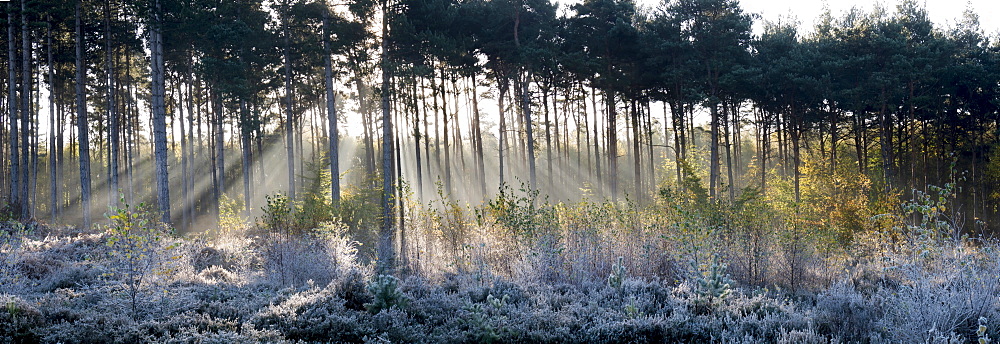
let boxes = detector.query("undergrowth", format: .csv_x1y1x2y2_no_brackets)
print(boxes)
0,173,997,343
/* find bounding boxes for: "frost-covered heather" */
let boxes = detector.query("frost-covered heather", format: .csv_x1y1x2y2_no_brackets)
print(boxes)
0,191,998,343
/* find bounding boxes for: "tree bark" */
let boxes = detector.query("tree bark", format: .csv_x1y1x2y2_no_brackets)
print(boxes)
471,75,485,197
606,90,617,199
630,99,641,201
21,0,31,218
323,10,340,205
75,0,93,228
498,77,508,187
240,99,251,216
107,0,120,207
48,21,57,220
283,9,296,200
8,4,19,211
151,0,170,223
521,72,536,190
378,3,396,274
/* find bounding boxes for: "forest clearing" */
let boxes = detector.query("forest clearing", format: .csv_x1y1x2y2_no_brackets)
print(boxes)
2,0,1000,342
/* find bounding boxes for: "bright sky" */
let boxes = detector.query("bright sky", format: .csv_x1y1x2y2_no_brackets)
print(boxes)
736,0,1000,36
558,0,1000,37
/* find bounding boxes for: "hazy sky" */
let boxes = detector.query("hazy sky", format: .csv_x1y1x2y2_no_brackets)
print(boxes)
557,0,1000,37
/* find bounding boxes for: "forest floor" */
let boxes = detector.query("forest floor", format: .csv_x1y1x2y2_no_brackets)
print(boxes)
1,197,998,343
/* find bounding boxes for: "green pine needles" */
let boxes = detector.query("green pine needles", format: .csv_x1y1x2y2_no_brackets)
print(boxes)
365,274,408,314
608,256,626,289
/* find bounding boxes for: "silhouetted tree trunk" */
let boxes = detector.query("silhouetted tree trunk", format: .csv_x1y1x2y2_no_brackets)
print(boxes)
471,75,485,197
378,1,396,273
709,101,719,201
75,0,93,228
407,80,423,199
497,76,508,187
48,21,57,220
107,0,120,207
521,72,536,189
239,99,251,216
606,90,617,199
283,9,295,200
20,0,31,218
151,0,170,223
180,80,189,230
323,10,340,204
630,99,641,201
441,71,451,192
8,4,19,211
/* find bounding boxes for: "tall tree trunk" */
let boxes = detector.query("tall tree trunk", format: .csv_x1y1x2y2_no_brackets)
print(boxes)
411,80,424,199
440,71,451,192
180,80,189,230
498,77,508,187
471,75,485,197
8,4,19,211
215,92,225,205
432,74,441,182
630,99,641,202
420,78,430,192
543,84,552,189
48,21,56,220
724,102,735,203
323,10,340,205
107,0,119,206
283,11,296,200
606,90,617,199
645,101,654,193
378,4,396,273
709,101,719,201
520,72,536,189
240,100,251,216
75,0,93,228
591,88,601,190
20,0,31,218
151,0,170,223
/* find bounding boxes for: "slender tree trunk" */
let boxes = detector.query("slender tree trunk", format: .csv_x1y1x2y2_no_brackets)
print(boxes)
107,1,120,207
471,75,485,197
432,74,442,182
498,77,508,187
645,101,654,193
180,81,189,230
606,90,617,200
630,99,641,201
582,84,591,182
151,0,170,223
283,11,296,200
20,0,32,218
420,78,430,191
543,85,552,188
411,80,424,199
709,101,719,201
8,4,19,211
213,90,224,217
323,10,340,205
591,88,601,190
75,0,93,228
48,22,56,220
378,4,396,273
240,100,251,216
724,102,735,203
521,72,536,189
441,71,451,192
